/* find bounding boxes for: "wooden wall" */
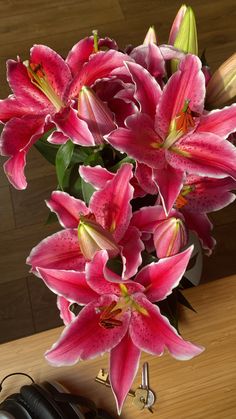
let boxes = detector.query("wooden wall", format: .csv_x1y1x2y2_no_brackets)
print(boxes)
0,0,235,343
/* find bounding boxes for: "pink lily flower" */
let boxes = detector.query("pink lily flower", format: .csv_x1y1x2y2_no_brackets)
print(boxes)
40,247,203,414
27,164,144,279
106,55,236,215
0,40,132,189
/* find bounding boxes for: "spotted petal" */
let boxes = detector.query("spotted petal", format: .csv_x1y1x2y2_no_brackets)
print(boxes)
86,250,144,296
45,294,130,365
27,229,85,272
135,246,193,302
130,294,204,360
89,163,134,242
46,191,89,228
196,104,236,139
107,113,165,169
37,268,98,305
167,132,236,179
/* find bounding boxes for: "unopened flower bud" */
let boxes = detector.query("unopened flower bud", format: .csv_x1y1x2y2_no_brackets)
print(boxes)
206,53,236,108
153,217,188,258
78,215,119,260
78,86,116,144
143,26,157,45
170,5,198,73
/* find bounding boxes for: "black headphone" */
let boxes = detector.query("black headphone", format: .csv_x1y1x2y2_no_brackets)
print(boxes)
0,373,115,419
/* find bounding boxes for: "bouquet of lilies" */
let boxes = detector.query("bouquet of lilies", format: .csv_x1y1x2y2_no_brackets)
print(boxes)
1,4,236,414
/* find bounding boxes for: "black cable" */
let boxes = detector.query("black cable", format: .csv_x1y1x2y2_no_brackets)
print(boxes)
0,373,35,392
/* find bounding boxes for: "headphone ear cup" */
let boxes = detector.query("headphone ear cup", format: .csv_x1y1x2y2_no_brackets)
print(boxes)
0,393,32,418
41,382,86,419
20,384,64,419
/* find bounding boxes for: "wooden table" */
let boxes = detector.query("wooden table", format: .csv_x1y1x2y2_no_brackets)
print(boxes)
0,276,235,418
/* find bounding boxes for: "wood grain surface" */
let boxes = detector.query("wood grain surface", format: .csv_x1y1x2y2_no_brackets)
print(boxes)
0,0,235,342
0,276,235,418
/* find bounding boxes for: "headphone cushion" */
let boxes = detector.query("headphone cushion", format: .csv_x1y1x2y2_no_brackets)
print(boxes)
0,394,32,419
20,384,63,419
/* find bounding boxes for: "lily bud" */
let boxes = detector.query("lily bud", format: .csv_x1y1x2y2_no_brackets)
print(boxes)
78,215,119,260
78,86,116,144
143,26,157,45
206,53,236,108
153,217,188,258
168,4,187,45
170,5,198,73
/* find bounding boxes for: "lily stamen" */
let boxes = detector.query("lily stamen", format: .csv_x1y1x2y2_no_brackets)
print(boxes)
24,60,64,112
98,301,123,329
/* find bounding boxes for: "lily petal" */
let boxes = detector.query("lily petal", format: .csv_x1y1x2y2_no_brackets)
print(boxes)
110,333,141,415
131,205,167,233
89,163,134,242
6,59,54,112
1,116,45,189
27,229,85,272
45,294,130,365
68,50,132,98
125,61,162,118
37,268,98,305
66,37,94,76
181,175,236,213
135,246,193,302
30,44,72,101
130,294,204,360
57,295,75,325
120,226,144,279
167,132,236,179
135,163,158,195
46,191,89,228
79,165,114,189
153,165,184,215
52,107,95,146
86,250,144,296
47,131,68,144
182,210,216,255
107,113,165,169
196,104,236,139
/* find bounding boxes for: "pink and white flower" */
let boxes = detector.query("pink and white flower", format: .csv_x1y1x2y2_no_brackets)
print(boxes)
0,40,132,189
40,247,203,414
27,164,144,280
107,55,236,215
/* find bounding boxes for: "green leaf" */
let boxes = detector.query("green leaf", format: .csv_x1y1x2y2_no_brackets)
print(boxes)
177,290,196,312
81,178,96,204
71,146,93,164
84,150,104,167
110,156,135,172
106,255,123,276
34,129,59,165
45,211,59,225
56,140,74,189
